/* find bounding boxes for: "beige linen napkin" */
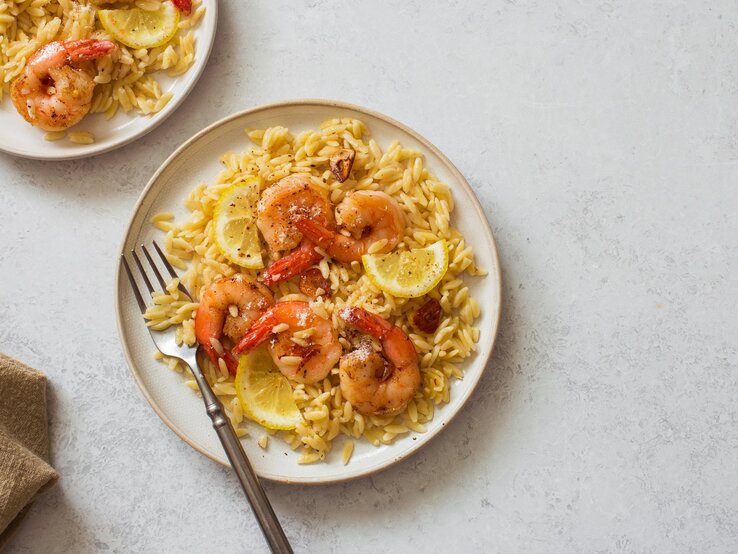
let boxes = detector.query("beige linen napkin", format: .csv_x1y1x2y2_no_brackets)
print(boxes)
0,353,58,548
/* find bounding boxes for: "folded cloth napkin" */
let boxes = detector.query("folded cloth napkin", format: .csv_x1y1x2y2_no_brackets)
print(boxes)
0,353,58,548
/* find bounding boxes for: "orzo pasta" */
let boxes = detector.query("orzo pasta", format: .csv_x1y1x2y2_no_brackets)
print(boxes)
146,118,486,464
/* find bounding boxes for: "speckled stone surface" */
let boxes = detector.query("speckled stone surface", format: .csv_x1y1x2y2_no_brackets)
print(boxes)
1,1,737,552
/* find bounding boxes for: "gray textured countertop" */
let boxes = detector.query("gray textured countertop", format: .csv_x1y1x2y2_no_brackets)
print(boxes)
1,1,736,552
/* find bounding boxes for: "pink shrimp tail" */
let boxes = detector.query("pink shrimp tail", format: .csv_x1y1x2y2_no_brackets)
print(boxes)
232,312,277,354
65,39,118,61
294,217,336,250
201,344,239,375
222,351,239,374
339,307,391,339
262,240,322,286
25,39,117,75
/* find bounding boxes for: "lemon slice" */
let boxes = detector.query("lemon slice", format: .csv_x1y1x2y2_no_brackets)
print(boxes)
212,178,264,269
98,2,180,50
362,240,449,298
235,347,302,431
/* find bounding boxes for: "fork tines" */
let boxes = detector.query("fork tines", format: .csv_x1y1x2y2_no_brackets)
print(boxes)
121,240,193,314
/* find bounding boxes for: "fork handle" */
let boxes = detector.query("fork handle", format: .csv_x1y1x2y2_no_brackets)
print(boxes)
186,354,294,554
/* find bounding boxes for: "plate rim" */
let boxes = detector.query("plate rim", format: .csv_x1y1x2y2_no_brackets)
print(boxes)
0,0,218,161
114,98,503,484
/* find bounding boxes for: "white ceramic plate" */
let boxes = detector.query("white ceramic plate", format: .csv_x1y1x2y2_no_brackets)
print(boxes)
0,0,217,160
115,100,502,484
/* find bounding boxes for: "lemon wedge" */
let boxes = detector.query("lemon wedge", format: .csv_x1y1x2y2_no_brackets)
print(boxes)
362,240,449,298
212,178,264,269
235,347,302,431
98,2,180,50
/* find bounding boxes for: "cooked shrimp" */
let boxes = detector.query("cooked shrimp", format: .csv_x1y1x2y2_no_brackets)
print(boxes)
10,39,117,131
298,268,332,299
195,274,274,374
256,175,335,253
262,239,322,286
295,190,404,262
233,301,342,384
338,306,420,415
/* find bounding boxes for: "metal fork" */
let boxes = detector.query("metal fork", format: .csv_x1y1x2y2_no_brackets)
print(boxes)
121,241,294,554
